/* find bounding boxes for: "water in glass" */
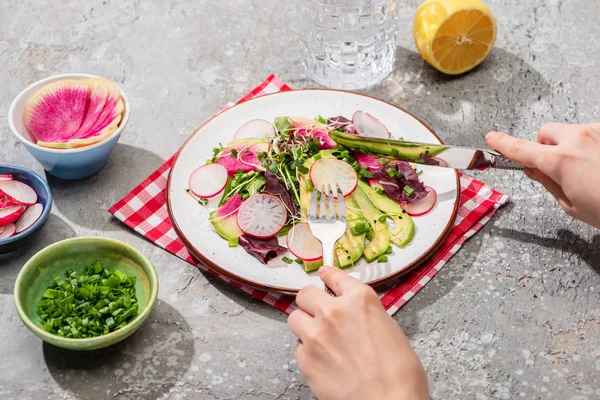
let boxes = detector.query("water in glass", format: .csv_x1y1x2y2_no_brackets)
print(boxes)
297,0,398,90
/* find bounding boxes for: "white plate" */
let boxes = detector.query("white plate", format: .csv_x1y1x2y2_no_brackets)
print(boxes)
167,90,459,294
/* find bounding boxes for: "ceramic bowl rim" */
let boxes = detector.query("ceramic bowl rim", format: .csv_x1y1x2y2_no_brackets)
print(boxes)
0,164,53,246
13,236,159,349
8,73,131,154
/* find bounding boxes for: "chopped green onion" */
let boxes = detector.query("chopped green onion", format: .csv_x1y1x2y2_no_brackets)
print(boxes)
374,187,385,195
403,186,415,197
305,179,314,192
385,245,393,255
377,215,387,223
228,237,239,247
377,255,388,263
282,256,293,264
294,258,303,264
36,262,138,339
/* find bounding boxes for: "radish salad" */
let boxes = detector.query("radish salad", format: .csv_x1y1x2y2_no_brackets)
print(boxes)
186,112,437,272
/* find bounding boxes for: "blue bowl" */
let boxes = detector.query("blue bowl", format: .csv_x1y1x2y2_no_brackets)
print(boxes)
7,73,130,180
0,165,53,254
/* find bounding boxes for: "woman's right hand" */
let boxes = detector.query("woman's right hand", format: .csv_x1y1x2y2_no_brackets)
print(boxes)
486,123,600,229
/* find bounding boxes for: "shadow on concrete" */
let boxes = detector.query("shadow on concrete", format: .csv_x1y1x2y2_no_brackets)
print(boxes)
494,227,600,275
0,214,76,295
370,46,551,148
46,143,165,232
43,300,195,400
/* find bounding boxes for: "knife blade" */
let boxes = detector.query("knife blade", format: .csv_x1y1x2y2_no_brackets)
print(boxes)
329,131,523,171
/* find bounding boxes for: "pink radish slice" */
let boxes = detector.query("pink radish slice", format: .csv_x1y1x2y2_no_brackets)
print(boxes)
236,194,287,238
309,158,358,199
189,163,228,198
0,223,16,239
0,206,25,227
0,174,12,181
352,111,390,139
15,203,44,233
233,119,276,141
0,200,17,209
401,186,437,216
286,222,323,261
0,180,37,206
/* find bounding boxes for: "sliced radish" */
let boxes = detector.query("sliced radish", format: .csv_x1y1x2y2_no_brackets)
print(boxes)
0,223,16,239
15,203,44,233
0,200,17,209
0,174,12,181
189,164,228,199
236,194,287,238
401,186,437,216
233,119,277,141
352,111,390,139
309,158,358,199
0,206,25,227
0,180,37,206
286,222,323,261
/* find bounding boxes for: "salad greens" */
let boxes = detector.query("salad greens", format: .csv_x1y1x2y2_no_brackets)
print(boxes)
37,262,138,338
198,112,434,271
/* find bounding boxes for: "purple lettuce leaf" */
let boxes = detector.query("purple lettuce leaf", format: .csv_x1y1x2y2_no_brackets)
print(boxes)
263,170,299,217
373,161,427,203
238,235,286,264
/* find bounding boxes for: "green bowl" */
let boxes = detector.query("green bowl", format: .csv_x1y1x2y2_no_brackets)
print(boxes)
14,237,159,351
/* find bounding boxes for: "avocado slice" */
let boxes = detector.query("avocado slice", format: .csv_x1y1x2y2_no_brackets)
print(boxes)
329,131,447,161
209,211,243,240
335,196,367,268
351,187,390,262
358,181,415,248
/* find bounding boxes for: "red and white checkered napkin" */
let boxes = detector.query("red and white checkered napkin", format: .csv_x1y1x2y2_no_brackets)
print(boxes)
109,74,510,316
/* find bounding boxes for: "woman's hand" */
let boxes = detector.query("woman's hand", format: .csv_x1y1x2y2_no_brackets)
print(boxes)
486,123,600,229
288,266,429,400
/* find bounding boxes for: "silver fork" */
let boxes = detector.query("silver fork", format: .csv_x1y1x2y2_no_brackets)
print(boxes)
308,184,347,293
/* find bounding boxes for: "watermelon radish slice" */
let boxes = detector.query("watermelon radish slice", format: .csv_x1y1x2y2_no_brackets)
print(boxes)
401,186,437,216
286,222,323,262
236,194,287,238
23,79,90,144
0,223,16,240
38,98,124,149
233,119,276,141
354,152,383,170
0,206,25,227
0,180,37,206
189,163,228,198
0,174,13,181
15,203,43,234
71,78,112,139
295,128,337,150
310,158,358,199
352,111,390,139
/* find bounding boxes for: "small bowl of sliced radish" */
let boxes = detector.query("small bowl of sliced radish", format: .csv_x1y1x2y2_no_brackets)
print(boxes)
8,73,130,180
0,165,52,254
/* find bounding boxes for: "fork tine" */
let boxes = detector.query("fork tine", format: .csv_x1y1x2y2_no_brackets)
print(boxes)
309,188,318,221
336,184,346,222
319,185,327,220
328,184,335,220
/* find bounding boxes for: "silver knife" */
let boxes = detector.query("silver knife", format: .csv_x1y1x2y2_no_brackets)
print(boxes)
329,131,523,171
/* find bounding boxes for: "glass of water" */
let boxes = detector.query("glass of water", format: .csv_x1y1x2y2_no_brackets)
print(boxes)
297,0,398,91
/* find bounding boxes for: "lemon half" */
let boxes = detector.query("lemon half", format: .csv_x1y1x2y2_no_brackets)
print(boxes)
413,0,497,75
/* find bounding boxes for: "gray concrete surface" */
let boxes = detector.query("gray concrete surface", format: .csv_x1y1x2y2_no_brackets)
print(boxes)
1,0,599,398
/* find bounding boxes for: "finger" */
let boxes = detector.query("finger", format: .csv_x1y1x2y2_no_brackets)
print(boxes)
537,123,571,145
296,285,333,316
485,131,547,168
525,168,573,210
318,265,363,296
287,309,314,340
